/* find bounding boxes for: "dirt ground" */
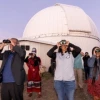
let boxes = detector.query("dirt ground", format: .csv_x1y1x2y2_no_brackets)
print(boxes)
0,72,93,100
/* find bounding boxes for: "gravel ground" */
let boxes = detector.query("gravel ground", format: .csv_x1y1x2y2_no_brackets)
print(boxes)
0,72,93,100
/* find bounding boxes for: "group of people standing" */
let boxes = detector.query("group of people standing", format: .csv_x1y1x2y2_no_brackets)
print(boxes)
24,48,42,98
74,51,90,89
47,40,100,100
0,38,100,100
0,38,42,100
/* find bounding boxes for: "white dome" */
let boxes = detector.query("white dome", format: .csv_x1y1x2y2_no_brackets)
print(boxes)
23,3,100,55
23,3,99,40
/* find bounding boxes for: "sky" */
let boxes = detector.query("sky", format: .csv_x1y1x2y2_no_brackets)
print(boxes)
0,0,100,39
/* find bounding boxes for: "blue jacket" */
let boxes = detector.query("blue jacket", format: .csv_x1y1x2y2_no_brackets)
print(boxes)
88,55,100,79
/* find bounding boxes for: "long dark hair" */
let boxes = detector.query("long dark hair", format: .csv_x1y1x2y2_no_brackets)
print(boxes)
92,47,100,84
92,46,99,55
58,46,71,55
33,55,41,67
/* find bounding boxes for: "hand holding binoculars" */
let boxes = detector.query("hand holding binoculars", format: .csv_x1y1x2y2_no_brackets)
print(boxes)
2,39,11,43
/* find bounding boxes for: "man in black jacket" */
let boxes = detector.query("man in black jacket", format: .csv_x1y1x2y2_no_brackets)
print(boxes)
83,52,90,81
0,38,26,100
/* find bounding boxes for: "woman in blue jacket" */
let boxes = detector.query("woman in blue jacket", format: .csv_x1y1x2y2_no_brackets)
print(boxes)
87,47,100,100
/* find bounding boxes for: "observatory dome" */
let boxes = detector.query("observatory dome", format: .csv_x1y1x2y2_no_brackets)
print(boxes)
23,3,100,54
23,3,99,40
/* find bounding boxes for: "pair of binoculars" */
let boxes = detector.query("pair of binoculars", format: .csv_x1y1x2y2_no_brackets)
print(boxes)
29,53,33,55
60,40,67,45
3,40,11,43
95,49,100,53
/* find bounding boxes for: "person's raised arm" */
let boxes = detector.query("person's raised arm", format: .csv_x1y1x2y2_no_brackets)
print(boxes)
10,39,26,59
47,45,57,59
47,42,61,59
0,43,7,60
80,52,85,56
13,45,26,59
69,42,81,58
24,56,29,63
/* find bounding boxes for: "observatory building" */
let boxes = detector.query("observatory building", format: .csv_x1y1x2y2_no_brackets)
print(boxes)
1,4,100,71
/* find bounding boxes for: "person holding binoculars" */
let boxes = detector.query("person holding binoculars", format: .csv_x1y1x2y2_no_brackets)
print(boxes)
24,48,42,99
87,47,100,100
2,39,11,43
0,38,26,100
47,40,81,100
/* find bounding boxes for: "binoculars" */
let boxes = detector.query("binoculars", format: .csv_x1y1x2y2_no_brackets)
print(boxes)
95,49,100,53
60,40,67,45
3,40,11,43
29,53,33,55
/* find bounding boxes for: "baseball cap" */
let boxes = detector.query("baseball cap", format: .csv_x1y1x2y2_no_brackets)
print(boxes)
32,48,37,54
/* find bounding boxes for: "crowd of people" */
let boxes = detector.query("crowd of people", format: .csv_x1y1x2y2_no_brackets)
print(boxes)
0,38,100,100
47,40,100,100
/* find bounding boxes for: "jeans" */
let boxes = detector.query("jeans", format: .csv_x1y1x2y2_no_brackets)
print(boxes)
54,80,76,100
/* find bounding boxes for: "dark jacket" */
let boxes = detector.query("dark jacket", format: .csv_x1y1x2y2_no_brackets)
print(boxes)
47,43,81,59
24,56,41,67
0,45,26,85
83,56,90,67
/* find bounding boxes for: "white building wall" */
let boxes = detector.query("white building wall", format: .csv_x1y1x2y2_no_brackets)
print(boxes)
20,36,100,73
19,41,53,74
0,38,100,74
36,36,100,56
0,41,53,74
